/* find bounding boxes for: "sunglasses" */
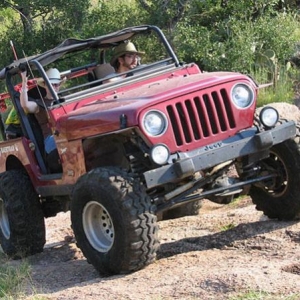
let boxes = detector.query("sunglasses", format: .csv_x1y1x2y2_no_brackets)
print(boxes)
125,53,140,60
51,83,61,88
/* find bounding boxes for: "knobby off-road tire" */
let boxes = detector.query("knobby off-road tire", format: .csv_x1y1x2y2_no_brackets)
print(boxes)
250,129,300,220
71,167,160,275
0,170,45,258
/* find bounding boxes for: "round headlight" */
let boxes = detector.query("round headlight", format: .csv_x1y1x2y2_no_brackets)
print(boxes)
143,110,168,136
231,84,254,108
259,107,279,128
150,144,170,165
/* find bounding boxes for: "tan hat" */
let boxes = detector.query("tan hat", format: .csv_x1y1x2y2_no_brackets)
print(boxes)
38,68,64,87
110,41,144,67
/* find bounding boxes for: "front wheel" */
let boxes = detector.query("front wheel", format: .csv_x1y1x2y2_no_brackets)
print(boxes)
71,167,159,275
0,170,45,258
250,136,300,220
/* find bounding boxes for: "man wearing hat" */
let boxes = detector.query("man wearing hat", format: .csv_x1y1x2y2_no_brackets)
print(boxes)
110,41,144,74
20,68,63,156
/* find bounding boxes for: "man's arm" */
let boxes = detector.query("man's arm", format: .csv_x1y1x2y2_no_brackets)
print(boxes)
20,71,38,113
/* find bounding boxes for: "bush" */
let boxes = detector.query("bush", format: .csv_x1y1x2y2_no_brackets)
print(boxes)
174,12,300,74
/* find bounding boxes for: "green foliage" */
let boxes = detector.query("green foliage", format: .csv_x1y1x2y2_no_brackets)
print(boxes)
134,0,192,31
174,10,300,74
0,0,300,102
0,0,90,60
220,223,236,231
255,67,295,106
82,0,146,38
252,13,300,63
0,260,31,298
229,290,300,300
0,254,47,299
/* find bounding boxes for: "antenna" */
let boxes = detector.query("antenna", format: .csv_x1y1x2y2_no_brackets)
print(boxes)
10,40,18,60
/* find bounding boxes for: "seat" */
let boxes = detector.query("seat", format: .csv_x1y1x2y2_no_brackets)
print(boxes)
5,123,22,139
93,64,115,79
88,63,115,87
28,112,62,173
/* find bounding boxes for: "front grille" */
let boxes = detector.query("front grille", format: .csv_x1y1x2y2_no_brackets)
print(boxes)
166,88,236,146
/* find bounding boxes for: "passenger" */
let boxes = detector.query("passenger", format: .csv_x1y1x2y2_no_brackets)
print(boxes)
110,41,144,74
20,68,64,155
4,106,22,139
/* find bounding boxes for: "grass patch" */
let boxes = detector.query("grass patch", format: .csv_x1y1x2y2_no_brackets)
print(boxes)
254,67,295,107
0,253,48,300
229,290,300,300
228,195,250,208
257,83,294,107
220,223,236,231
0,260,31,299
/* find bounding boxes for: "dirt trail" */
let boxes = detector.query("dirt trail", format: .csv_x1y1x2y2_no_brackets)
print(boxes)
19,197,300,300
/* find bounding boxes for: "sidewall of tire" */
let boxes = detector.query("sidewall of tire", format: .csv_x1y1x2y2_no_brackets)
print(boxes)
0,170,45,258
71,168,159,275
71,181,128,273
250,139,300,220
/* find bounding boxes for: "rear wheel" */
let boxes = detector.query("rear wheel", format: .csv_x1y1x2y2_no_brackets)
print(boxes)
71,167,159,275
250,137,300,220
0,170,45,258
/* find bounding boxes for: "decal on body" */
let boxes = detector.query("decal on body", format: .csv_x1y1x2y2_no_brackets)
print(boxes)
0,144,19,155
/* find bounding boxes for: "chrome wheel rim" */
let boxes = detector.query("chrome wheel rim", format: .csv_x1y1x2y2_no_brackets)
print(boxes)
83,201,114,252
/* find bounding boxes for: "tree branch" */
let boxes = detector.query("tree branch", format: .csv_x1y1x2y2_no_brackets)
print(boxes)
171,0,190,26
137,0,151,13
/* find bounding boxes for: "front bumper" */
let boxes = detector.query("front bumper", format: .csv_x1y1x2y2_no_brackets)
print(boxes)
144,121,296,188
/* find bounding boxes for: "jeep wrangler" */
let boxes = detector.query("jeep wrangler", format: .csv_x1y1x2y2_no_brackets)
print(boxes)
0,25,300,275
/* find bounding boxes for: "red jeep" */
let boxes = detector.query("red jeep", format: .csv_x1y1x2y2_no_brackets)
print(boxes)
0,25,300,275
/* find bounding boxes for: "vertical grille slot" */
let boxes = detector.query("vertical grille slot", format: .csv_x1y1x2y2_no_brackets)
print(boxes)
221,88,236,128
176,102,192,143
186,99,201,140
194,96,210,137
167,105,183,146
212,91,226,131
203,94,218,134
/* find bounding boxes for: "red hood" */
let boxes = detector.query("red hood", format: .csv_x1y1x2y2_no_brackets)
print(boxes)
55,70,252,140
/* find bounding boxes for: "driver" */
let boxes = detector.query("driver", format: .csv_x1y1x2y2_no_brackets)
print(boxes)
110,41,144,74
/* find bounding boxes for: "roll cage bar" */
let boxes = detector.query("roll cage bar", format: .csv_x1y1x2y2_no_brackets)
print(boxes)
0,25,180,79
0,25,181,175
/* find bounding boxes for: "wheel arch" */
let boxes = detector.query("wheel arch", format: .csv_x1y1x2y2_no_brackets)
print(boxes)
5,154,27,172
82,132,132,172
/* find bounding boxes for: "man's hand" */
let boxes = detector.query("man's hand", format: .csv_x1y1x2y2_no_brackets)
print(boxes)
20,71,27,81
19,63,27,73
